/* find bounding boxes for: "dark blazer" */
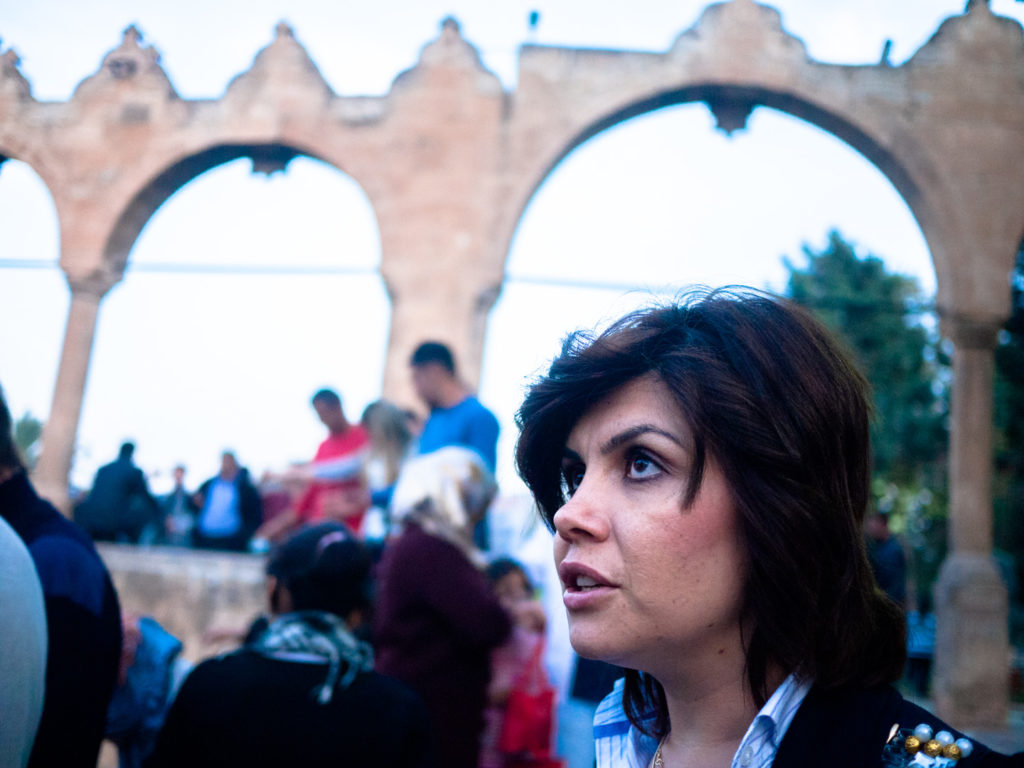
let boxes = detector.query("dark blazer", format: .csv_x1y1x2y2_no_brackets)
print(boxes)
774,685,1023,767
77,456,158,539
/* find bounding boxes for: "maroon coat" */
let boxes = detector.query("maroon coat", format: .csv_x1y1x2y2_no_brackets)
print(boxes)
374,523,511,768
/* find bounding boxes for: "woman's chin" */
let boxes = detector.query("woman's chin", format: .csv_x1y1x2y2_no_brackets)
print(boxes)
568,625,629,667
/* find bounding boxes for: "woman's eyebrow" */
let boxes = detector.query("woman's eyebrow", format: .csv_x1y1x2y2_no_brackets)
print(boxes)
561,447,582,463
600,424,683,455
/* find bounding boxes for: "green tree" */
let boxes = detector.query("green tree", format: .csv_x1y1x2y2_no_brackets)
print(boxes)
785,230,950,604
14,412,43,470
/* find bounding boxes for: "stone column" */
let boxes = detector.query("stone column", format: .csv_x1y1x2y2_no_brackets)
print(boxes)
379,275,502,410
32,275,116,514
933,316,1009,728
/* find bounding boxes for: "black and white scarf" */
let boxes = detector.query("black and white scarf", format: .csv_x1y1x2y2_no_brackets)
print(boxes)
249,611,374,704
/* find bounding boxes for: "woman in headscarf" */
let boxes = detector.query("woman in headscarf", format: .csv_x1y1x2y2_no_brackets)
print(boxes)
374,446,512,768
145,522,433,768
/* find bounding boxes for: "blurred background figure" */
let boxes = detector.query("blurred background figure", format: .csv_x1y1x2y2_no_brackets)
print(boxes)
256,389,370,542
0,383,122,768
481,557,557,768
145,522,433,768
0,514,47,768
157,464,197,547
409,341,500,550
409,341,500,472
374,447,511,768
360,399,414,542
76,442,160,544
864,511,907,608
193,451,262,552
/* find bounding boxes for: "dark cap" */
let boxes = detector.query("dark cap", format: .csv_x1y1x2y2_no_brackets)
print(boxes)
266,523,372,616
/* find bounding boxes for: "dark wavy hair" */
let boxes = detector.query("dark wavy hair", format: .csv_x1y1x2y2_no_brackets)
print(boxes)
514,288,905,738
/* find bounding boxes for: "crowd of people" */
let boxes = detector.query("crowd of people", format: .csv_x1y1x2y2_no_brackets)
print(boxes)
70,339,501,556
1,340,574,768
5,293,1024,768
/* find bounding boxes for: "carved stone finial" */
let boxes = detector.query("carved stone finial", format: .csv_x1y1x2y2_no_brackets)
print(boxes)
0,42,33,101
2,47,21,68
224,22,334,103
123,25,143,46
909,0,1020,69
69,23,177,102
671,0,809,67
399,14,498,84
441,16,461,35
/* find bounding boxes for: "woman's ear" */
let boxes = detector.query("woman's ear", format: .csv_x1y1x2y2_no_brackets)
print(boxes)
267,576,293,615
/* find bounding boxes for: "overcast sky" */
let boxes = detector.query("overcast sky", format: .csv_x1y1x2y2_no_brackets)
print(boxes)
2,0,1022,493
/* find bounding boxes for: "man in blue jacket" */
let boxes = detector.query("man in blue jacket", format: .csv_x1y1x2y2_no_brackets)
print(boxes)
410,341,499,472
409,341,499,549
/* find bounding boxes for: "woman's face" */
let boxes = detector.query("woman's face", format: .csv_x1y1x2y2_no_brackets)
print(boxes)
554,374,747,677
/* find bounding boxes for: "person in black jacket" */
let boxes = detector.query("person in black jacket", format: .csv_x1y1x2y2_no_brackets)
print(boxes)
515,289,1023,768
145,522,433,768
0,385,122,768
76,441,159,543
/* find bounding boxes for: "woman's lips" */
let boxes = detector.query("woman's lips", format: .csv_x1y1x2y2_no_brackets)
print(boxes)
558,561,617,610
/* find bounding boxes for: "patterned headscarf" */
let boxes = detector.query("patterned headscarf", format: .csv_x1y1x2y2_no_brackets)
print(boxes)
249,610,373,705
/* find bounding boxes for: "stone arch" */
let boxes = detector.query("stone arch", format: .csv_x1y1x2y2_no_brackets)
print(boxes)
501,83,932,289
102,142,383,272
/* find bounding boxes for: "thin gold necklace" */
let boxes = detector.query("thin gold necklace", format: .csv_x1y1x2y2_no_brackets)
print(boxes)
652,735,667,768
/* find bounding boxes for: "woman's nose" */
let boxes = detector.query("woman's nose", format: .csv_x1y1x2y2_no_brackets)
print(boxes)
553,477,610,543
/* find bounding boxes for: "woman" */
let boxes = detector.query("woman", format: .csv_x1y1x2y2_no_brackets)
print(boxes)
145,522,432,768
515,289,1020,767
374,446,512,768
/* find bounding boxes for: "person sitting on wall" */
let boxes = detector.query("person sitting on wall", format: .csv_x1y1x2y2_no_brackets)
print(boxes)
76,441,160,544
193,451,262,552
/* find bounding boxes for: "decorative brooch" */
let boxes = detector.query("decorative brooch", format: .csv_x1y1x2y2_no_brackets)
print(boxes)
880,723,975,767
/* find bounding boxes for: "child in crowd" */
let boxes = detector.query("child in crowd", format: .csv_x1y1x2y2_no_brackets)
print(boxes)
481,558,551,768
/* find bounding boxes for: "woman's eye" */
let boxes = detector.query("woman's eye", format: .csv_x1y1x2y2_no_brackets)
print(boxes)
626,450,661,480
561,464,585,497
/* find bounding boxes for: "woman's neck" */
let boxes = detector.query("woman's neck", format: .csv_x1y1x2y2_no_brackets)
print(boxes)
652,645,782,768
658,680,756,767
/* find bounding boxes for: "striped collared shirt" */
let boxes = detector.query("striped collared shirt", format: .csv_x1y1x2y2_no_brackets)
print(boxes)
593,673,812,768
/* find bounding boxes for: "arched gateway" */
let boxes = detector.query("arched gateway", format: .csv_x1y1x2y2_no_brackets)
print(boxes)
2,0,1023,728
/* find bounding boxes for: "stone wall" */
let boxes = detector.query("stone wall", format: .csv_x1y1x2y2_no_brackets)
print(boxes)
98,543,267,662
